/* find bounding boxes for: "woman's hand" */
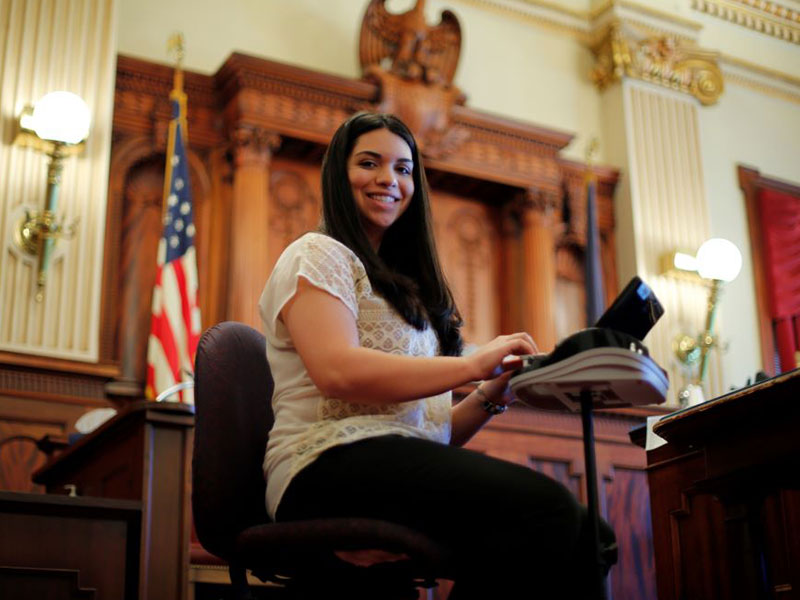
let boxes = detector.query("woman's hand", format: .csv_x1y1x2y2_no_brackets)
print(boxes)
479,370,515,406
466,333,538,381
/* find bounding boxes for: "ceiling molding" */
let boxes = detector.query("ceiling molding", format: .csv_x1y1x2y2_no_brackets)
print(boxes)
691,0,800,44
453,0,799,100
455,0,590,40
720,53,800,103
456,0,706,42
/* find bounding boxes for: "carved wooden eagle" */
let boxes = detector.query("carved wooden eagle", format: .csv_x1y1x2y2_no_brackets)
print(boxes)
359,0,462,86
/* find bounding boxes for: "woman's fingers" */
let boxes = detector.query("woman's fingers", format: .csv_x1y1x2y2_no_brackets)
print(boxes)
504,333,537,356
524,333,538,353
473,332,539,380
501,355,524,371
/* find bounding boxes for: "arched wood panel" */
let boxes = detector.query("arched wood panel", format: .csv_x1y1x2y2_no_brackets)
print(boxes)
431,191,503,345
0,436,47,492
102,138,218,395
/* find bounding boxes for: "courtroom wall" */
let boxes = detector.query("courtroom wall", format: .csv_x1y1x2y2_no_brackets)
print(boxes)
107,0,800,393
0,0,117,361
116,0,603,161
699,82,800,385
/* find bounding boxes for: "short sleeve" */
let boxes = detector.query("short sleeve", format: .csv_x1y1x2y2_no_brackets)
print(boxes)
259,233,362,339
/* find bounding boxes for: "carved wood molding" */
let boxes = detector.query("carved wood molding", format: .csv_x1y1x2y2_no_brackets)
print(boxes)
360,0,462,86
432,105,573,191
213,52,574,191
114,55,221,148
269,168,321,248
116,53,576,193
556,158,621,301
501,187,563,234
230,126,282,166
0,364,109,405
558,157,619,242
358,1,468,157
216,52,376,143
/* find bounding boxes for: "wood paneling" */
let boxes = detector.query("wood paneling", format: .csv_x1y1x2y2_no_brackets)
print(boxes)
0,395,100,492
0,491,140,600
0,567,96,600
268,158,323,268
34,402,194,600
647,369,800,599
605,467,655,600
431,192,503,345
98,52,621,393
466,405,658,600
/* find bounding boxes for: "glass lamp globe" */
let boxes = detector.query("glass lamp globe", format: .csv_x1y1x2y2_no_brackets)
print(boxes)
30,91,91,145
696,238,742,282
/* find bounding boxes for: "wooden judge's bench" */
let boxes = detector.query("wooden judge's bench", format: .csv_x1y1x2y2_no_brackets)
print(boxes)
634,368,800,600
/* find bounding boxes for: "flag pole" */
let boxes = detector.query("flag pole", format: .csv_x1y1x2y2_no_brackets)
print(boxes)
162,33,186,220
584,137,605,327
167,32,185,95
145,33,201,403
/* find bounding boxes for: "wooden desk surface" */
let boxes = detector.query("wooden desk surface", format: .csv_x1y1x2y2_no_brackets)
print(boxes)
654,367,800,443
33,401,194,487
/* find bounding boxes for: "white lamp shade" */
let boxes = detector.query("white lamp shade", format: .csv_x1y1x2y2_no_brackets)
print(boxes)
30,91,91,144
696,238,742,282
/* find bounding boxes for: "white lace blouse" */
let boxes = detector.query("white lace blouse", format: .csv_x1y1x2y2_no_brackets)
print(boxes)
258,232,452,518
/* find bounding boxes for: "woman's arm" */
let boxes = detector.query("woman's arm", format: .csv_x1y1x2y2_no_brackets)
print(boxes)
282,278,535,404
449,372,514,446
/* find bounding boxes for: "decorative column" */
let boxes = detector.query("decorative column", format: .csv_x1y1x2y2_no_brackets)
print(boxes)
501,189,560,351
589,7,726,401
227,126,281,328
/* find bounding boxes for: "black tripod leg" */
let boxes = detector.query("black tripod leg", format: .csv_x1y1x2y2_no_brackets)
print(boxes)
580,390,607,600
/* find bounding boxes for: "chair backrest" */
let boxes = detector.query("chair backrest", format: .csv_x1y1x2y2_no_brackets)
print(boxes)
192,321,274,560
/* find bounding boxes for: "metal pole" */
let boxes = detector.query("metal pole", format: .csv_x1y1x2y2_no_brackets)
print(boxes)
580,389,607,600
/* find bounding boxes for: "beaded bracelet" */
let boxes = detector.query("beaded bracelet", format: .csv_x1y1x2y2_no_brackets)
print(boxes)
475,386,508,415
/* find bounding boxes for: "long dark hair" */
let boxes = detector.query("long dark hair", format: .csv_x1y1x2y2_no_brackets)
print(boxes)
320,112,463,357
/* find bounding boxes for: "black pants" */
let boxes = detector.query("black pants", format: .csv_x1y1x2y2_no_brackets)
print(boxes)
275,435,616,599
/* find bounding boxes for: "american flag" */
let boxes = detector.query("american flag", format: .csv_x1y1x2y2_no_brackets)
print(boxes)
145,74,201,403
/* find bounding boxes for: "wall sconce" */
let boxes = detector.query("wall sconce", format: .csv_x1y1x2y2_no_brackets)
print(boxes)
665,238,743,405
14,91,90,301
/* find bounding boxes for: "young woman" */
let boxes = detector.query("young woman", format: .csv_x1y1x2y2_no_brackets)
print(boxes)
258,112,615,598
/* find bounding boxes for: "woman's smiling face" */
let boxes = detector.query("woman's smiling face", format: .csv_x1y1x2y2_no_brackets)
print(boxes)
347,127,414,250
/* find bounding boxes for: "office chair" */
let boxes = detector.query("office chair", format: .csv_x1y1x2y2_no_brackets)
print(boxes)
192,321,453,599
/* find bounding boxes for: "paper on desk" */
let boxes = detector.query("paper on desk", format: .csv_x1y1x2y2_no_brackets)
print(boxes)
75,408,117,434
645,415,668,450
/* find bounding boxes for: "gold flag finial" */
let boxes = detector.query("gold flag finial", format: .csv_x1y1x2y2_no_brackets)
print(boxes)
584,137,599,182
167,33,185,68
585,137,599,167
167,33,186,98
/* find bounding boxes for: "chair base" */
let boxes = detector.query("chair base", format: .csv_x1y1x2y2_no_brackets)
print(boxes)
244,563,436,600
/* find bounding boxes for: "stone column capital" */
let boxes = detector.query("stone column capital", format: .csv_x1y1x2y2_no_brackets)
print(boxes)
590,21,724,106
